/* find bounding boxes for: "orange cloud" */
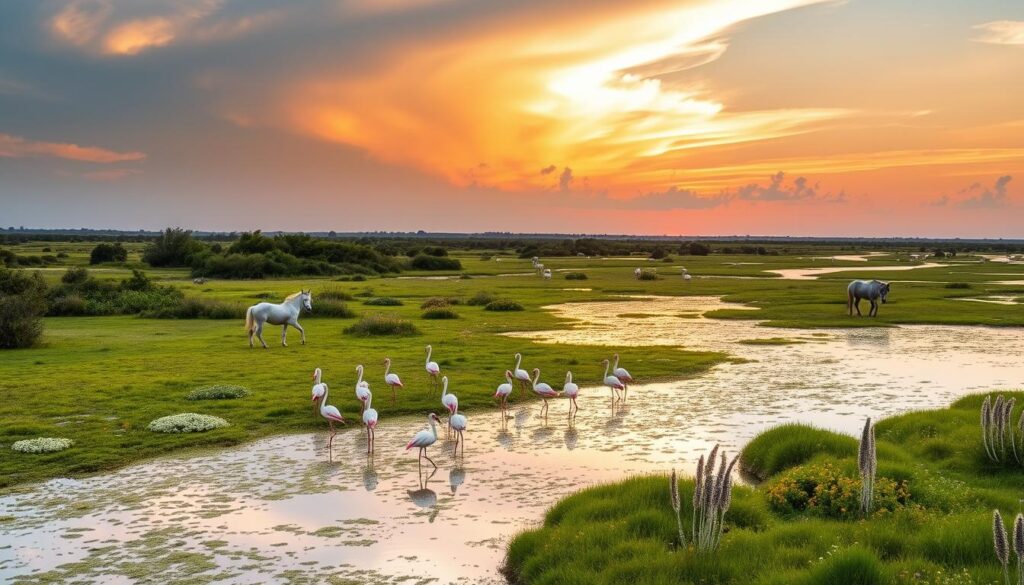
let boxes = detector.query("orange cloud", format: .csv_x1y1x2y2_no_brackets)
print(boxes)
0,132,145,163
104,17,176,56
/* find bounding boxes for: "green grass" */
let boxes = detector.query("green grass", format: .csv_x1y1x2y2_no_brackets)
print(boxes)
505,393,1024,584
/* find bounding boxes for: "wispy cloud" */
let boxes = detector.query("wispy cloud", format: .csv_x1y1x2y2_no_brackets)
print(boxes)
972,21,1024,46
0,132,145,163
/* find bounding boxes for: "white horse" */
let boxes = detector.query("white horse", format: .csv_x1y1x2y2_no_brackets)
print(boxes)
847,280,890,317
245,290,312,348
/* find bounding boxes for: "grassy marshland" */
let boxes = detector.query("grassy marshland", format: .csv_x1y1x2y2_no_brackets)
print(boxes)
505,393,1024,584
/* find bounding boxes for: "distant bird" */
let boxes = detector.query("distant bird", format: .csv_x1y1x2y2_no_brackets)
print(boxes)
383,357,404,404
494,370,514,416
362,391,378,454
311,367,326,416
562,371,580,417
531,368,559,416
406,413,442,468
601,359,625,401
355,365,371,412
612,353,634,398
449,404,467,457
317,383,346,448
513,353,531,394
440,376,458,435
425,345,441,392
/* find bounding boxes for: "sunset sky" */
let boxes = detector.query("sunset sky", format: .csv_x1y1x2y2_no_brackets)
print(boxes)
1,0,1022,237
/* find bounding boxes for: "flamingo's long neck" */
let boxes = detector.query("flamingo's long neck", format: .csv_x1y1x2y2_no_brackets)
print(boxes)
612,354,620,370
384,360,391,376
531,369,540,387
314,369,321,384
428,415,437,439
320,384,329,413
426,346,433,365
514,354,522,370
566,372,573,384
356,366,364,386
603,361,611,379
506,371,513,383
441,378,448,397
365,394,372,411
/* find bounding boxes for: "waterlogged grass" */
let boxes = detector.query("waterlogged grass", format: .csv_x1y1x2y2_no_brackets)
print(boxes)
506,393,1024,584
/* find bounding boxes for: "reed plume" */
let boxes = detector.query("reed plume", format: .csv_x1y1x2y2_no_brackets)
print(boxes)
995,509,1010,585
669,469,685,548
858,417,876,516
1014,513,1024,585
686,444,736,553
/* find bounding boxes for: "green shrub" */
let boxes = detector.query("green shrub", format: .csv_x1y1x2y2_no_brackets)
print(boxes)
741,423,857,480
363,297,403,306
466,291,496,306
89,242,127,264
637,270,659,280
564,272,588,280
344,315,420,336
61,267,89,285
945,282,971,289
422,307,459,319
318,288,354,301
408,254,462,271
307,299,356,318
186,385,249,400
0,269,47,349
421,297,460,309
800,545,887,585
485,299,524,312
48,295,87,316
766,462,910,519
143,227,204,267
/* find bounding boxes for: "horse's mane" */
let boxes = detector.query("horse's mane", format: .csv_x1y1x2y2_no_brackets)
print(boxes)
285,291,303,301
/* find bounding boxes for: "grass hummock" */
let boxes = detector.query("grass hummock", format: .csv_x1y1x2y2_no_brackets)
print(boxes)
11,437,74,453
343,314,420,336
148,413,229,433
186,385,250,401
362,297,403,306
485,299,524,312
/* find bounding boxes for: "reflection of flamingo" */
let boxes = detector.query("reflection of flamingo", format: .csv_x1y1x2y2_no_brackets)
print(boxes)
408,466,439,519
355,365,371,412
513,353,531,395
601,359,625,400
612,354,633,398
362,454,378,491
318,383,346,448
564,426,579,450
425,345,441,392
406,413,442,468
362,391,378,453
383,358,403,404
449,405,467,457
311,367,326,417
562,371,580,418
449,464,466,494
531,368,559,417
494,370,514,417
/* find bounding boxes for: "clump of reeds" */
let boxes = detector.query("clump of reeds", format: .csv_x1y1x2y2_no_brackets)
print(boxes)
1015,513,1024,585
858,417,876,516
981,394,1023,465
995,509,1010,585
669,469,685,549
692,444,737,553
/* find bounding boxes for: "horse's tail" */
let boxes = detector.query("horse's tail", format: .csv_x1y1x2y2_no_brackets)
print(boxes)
244,306,255,332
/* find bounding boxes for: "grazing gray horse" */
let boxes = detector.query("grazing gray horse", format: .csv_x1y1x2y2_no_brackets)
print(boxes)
847,280,890,317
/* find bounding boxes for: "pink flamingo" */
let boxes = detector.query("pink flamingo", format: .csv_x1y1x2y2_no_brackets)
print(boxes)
601,359,625,401
449,405,467,457
383,357,403,404
317,383,347,448
362,391,378,454
311,367,326,417
425,345,441,392
530,368,559,416
440,376,458,437
355,365,371,413
513,353,531,395
562,371,580,418
612,353,634,398
494,370,514,417
406,413,442,469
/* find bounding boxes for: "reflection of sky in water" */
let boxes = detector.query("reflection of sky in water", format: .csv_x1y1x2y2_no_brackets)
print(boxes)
2,296,1023,584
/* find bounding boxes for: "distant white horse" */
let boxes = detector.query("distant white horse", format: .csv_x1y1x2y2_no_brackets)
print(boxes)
847,280,890,317
245,290,312,348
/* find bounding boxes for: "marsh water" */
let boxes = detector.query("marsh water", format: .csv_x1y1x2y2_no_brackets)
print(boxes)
3,296,1024,584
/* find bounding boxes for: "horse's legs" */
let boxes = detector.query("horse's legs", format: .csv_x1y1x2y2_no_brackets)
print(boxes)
292,321,306,345
870,299,878,317
280,324,288,347
255,322,269,349
853,298,862,317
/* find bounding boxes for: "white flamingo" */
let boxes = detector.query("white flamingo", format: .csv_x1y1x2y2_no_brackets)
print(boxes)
513,353,531,394
425,345,441,392
494,370,514,417
406,413,442,469
601,359,625,401
383,357,404,404
531,368,559,417
440,376,458,436
362,391,378,454
612,353,634,398
355,365,371,413
318,383,346,448
449,405,467,457
562,371,580,418
311,367,326,416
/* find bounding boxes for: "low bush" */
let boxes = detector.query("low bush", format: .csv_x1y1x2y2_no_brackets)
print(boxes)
741,423,857,480
766,462,910,519
638,270,659,280
186,385,249,400
318,288,354,301
420,297,460,309
148,413,230,433
363,297,403,306
344,314,420,336
485,299,524,312
422,307,459,319
306,299,356,318
89,242,127,264
408,254,462,271
466,291,496,306
11,437,74,453
945,282,971,289
0,269,47,349
564,272,588,280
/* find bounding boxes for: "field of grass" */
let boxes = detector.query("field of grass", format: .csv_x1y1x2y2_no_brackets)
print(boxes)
505,393,1024,584
2,246,1023,490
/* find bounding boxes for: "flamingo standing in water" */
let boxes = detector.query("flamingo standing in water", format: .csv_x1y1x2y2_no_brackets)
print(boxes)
440,376,458,436
425,345,441,392
612,353,634,398
318,383,346,448
311,367,326,417
449,405,467,457
513,353,531,395
530,368,559,416
362,391,378,454
383,358,403,404
494,370,514,417
562,371,580,418
406,413,442,469
601,359,625,401
355,365,371,413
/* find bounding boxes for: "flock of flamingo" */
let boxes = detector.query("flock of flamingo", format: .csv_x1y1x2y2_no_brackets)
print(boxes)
309,345,635,468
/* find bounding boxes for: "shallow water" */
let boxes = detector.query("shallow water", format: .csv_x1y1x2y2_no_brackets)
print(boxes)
768,262,943,280
3,296,1024,584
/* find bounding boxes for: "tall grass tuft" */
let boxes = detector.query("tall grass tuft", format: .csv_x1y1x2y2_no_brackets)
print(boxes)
995,510,1010,585
669,469,685,548
344,314,419,336
858,417,876,516
688,444,737,553
980,394,1024,466
1015,514,1024,585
